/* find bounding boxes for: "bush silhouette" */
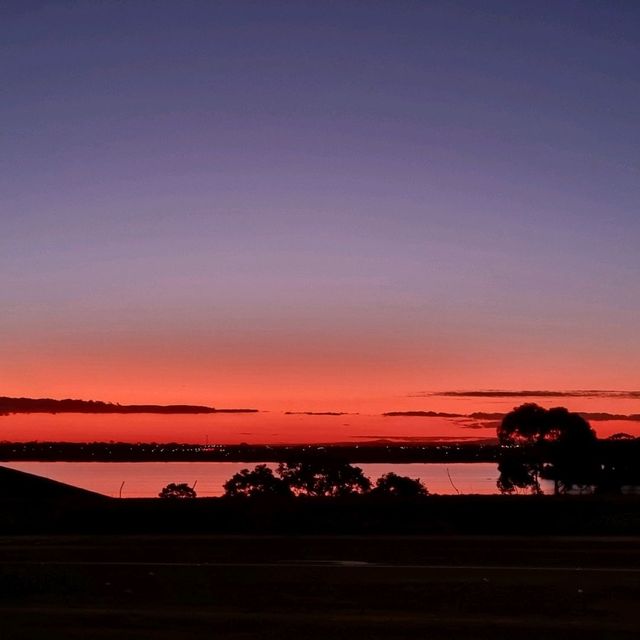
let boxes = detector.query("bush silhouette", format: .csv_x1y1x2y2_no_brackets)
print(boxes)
277,459,371,497
223,464,292,498
159,482,197,499
372,472,428,497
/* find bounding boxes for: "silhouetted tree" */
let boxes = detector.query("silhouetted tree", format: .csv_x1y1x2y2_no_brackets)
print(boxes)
546,408,599,493
497,456,541,494
497,404,599,494
372,472,428,497
277,459,371,497
498,403,551,445
223,464,293,498
159,482,197,499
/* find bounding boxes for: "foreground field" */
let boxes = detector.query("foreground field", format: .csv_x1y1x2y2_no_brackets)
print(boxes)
0,535,638,639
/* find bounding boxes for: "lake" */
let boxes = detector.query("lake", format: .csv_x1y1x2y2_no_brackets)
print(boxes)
3,461,555,497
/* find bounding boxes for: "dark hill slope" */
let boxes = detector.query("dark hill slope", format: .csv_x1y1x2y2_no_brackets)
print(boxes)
0,464,108,505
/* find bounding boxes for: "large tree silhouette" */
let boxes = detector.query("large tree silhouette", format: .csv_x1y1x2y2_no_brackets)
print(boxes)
497,404,599,494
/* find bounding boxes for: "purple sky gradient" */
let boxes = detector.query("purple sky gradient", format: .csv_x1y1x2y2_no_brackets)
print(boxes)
2,1,639,409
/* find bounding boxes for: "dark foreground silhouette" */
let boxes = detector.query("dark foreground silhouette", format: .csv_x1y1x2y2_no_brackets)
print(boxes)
2,444,640,639
2,464,640,536
2,465,640,638
0,533,639,640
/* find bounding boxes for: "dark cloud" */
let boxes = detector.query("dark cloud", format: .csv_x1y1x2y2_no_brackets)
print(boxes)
459,423,498,430
579,413,640,422
284,411,354,416
0,396,258,414
383,411,464,418
382,409,640,422
410,390,640,399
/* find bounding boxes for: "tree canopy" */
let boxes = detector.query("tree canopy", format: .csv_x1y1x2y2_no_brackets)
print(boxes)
372,472,428,498
497,404,599,494
277,459,371,497
222,460,430,499
498,403,596,446
223,464,292,498
159,482,197,499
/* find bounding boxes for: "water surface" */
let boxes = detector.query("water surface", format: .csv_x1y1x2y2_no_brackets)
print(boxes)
4,461,554,497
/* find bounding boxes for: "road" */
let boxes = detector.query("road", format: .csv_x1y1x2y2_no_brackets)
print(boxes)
0,535,639,639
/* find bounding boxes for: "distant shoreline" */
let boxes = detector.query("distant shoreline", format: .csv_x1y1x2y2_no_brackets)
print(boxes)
1,437,636,465
0,440,509,464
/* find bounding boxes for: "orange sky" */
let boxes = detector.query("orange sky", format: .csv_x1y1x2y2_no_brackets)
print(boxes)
4,329,638,416
3,2,640,437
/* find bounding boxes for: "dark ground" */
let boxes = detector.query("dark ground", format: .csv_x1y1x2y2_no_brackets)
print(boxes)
0,534,639,639
2,466,640,638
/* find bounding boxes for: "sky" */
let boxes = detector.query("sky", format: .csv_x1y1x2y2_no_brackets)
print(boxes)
2,1,639,418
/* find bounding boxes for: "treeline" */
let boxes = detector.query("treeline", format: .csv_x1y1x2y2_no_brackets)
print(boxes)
0,397,257,414
161,462,429,500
